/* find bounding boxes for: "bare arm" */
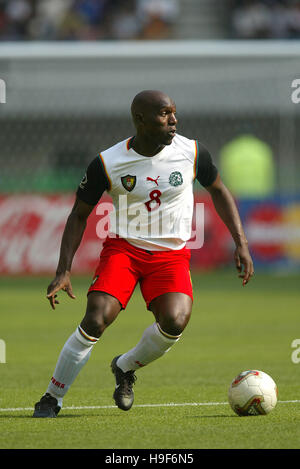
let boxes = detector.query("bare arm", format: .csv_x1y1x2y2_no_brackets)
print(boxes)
46,197,95,309
205,174,254,286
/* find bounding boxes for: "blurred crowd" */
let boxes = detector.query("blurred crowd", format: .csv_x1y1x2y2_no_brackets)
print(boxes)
230,0,300,39
0,0,179,41
2,0,300,42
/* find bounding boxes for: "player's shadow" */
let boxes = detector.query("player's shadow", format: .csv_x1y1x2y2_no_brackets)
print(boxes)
0,413,85,419
188,414,238,419
0,412,124,419
0,412,238,419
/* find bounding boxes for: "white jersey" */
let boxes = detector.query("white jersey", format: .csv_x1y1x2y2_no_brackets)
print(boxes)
99,134,198,251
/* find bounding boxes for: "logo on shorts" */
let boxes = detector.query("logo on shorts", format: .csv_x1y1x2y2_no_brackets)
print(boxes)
121,175,136,192
91,275,99,286
169,171,183,187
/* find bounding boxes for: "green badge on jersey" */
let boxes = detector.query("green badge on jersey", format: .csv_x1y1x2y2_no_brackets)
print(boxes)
169,171,183,187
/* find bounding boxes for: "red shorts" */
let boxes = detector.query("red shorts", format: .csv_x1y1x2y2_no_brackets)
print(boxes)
88,236,193,309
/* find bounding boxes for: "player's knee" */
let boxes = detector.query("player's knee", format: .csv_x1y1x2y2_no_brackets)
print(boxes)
81,292,121,338
151,293,192,336
159,308,191,336
80,314,105,338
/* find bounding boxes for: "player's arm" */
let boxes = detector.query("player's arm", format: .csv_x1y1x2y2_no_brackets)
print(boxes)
195,142,254,286
47,156,109,309
205,173,254,285
46,198,94,309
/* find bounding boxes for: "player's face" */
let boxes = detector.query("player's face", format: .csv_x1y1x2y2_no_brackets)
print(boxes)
143,98,177,145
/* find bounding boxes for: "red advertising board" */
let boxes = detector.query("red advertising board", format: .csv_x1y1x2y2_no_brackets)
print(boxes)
4,193,300,274
0,194,101,274
0,193,232,274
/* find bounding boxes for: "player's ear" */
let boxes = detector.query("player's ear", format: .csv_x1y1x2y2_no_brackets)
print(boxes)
134,112,145,126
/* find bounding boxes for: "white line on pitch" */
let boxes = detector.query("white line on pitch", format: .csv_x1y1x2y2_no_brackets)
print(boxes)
0,400,299,412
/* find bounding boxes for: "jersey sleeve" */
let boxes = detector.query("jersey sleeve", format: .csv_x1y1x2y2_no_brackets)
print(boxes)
195,141,218,187
76,156,109,206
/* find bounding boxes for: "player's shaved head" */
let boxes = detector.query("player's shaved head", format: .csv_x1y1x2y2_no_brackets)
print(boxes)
130,90,177,152
131,90,174,125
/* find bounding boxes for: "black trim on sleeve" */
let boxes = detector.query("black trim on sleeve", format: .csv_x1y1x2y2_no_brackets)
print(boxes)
76,156,109,206
195,141,218,187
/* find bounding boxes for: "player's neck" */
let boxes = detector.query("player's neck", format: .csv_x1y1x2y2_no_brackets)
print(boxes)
131,136,165,157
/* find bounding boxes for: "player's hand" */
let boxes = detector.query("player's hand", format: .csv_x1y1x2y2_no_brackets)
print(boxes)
234,244,254,286
46,271,76,309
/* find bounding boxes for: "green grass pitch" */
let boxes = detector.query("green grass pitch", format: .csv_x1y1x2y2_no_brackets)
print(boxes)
0,271,300,449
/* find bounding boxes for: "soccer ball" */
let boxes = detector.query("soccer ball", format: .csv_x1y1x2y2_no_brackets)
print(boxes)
228,370,278,416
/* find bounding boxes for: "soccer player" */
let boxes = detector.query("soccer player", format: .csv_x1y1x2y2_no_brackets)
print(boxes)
33,90,254,418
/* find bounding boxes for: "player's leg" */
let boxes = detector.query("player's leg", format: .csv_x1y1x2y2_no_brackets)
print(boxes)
116,292,192,373
111,293,192,411
112,249,193,411
33,292,121,418
33,240,138,417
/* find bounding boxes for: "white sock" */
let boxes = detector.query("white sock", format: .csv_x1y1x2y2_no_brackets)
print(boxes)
116,322,181,372
46,326,98,407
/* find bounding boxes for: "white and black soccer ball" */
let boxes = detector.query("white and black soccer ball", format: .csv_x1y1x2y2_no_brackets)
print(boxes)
228,370,278,416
